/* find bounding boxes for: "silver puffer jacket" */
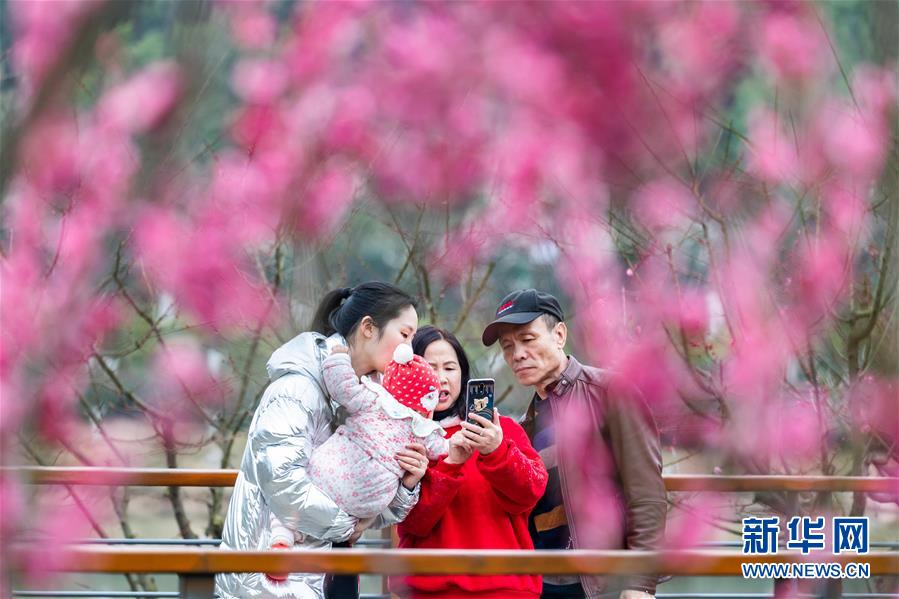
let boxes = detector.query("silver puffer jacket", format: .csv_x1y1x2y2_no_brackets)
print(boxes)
215,332,420,599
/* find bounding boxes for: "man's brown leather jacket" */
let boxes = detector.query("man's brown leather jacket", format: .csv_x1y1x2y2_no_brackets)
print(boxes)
522,356,667,597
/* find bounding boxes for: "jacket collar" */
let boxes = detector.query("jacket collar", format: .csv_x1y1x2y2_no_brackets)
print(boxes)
543,355,583,399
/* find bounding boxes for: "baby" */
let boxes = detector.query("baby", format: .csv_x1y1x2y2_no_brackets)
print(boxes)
269,344,453,558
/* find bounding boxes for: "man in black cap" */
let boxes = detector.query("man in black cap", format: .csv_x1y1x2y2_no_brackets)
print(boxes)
483,289,666,599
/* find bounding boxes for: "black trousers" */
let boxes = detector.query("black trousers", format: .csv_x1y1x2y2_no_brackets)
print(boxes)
541,582,587,598
323,541,359,599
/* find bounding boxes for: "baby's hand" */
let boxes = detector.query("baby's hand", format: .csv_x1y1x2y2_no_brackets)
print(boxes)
331,345,349,355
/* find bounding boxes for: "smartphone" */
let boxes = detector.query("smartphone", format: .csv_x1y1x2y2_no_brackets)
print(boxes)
466,378,495,425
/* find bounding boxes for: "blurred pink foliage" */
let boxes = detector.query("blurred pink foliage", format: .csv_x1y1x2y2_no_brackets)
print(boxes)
1,0,896,582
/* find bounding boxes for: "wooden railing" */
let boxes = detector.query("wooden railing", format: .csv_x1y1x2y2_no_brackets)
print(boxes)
53,546,899,576
10,466,899,492
8,468,899,599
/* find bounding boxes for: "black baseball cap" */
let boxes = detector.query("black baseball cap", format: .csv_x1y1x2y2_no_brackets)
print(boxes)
482,288,565,346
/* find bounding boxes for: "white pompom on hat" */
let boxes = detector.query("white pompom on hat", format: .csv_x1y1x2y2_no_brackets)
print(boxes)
393,343,414,365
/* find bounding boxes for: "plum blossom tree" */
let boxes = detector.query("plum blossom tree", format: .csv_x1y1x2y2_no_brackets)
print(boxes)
1,0,895,595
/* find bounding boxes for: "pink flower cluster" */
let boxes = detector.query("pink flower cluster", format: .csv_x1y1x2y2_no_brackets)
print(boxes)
1,0,896,575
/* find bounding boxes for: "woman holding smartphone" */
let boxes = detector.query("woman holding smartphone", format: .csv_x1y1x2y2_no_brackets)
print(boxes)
391,325,549,599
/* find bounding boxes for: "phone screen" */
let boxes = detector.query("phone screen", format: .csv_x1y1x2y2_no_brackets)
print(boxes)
466,378,495,425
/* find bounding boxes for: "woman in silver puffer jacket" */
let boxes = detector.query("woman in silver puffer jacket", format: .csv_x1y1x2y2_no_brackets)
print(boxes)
216,283,428,599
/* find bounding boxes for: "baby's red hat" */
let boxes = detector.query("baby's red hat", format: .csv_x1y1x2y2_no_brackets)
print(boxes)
381,344,440,416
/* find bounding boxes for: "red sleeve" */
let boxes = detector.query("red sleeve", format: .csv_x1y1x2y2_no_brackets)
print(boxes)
397,458,465,538
475,417,548,515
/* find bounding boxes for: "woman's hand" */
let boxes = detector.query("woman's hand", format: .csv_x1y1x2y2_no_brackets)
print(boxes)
445,431,473,465
331,345,349,355
348,516,376,544
460,408,503,455
396,442,428,489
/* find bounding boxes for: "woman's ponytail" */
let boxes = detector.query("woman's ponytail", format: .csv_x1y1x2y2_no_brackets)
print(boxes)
310,287,354,336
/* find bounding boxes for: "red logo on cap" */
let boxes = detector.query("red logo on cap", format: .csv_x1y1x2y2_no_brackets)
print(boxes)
497,301,515,315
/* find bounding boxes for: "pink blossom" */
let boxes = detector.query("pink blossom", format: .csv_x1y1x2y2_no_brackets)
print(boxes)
227,2,278,50
18,489,106,582
767,400,824,461
677,289,710,338
9,0,100,91
791,239,849,328
290,162,356,238
284,3,364,85
607,338,681,409
758,12,828,84
230,103,284,151
851,377,899,443
483,27,563,109
555,398,627,549
232,59,289,105
34,367,87,444
2,1,897,581
19,113,82,196
822,185,868,241
659,1,742,94
853,65,897,119
664,495,726,550
97,61,183,134
746,108,799,183
0,474,24,548
80,298,123,344
325,85,377,155
428,221,498,283
632,178,694,232
821,104,888,181
134,207,276,330
0,247,42,364
208,153,283,244
151,338,221,411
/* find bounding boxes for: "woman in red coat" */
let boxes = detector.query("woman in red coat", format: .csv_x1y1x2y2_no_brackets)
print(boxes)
391,325,549,599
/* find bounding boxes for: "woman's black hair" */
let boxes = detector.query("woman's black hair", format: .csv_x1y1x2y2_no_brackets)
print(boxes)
310,282,416,342
412,325,470,422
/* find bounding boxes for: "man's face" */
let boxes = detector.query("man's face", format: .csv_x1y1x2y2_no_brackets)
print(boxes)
497,317,567,388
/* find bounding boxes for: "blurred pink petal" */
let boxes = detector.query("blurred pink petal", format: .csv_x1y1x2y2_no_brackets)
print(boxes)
664,495,725,550
19,490,106,583
9,0,100,91
746,108,799,183
659,1,742,94
791,239,849,328
230,103,284,151
758,12,828,84
19,113,82,197
135,207,276,330
291,162,356,238
853,65,897,118
632,178,694,232
98,62,182,134
232,59,289,104
227,2,278,49
151,338,221,410
821,105,888,181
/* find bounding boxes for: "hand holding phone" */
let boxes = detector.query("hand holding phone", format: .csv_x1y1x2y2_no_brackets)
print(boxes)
462,378,503,454
466,378,495,426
